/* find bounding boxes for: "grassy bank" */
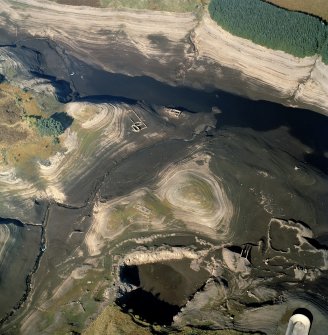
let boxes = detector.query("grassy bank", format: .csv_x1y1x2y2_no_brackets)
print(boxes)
209,0,328,63
54,0,205,12
102,0,203,12
83,305,262,335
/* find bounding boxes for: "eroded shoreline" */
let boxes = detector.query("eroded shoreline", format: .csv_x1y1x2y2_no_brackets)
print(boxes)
1,0,328,115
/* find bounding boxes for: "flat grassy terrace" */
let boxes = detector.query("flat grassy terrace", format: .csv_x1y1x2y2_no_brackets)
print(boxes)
54,0,205,12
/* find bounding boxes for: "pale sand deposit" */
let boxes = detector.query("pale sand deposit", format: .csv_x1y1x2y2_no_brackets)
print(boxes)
295,59,328,111
156,153,233,238
85,196,137,257
123,248,200,266
0,0,195,74
39,102,127,201
0,49,29,79
66,102,117,130
85,189,168,256
0,168,43,216
0,225,11,262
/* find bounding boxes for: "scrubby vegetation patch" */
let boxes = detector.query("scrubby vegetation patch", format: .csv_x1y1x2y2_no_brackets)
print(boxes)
24,112,73,138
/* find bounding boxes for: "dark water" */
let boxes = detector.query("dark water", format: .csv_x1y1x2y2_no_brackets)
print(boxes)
63,57,328,175
120,265,140,286
118,261,210,325
118,264,184,325
75,72,327,174
117,288,180,325
3,37,327,176
63,54,328,175
0,218,25,227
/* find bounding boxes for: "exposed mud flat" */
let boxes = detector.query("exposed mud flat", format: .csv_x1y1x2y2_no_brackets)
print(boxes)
0,219,41,321
86,152,233,258
0,1,327,335
174,220,328,334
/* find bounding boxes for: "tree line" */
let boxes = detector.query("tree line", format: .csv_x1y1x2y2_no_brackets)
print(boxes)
208,0,328,63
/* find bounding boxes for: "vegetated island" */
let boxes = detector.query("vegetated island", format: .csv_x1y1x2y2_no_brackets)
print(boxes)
209,0,328,63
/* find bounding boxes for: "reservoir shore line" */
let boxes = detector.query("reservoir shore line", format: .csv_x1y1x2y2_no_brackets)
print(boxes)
1,0,328,116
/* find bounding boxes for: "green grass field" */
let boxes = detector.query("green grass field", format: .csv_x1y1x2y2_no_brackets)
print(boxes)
265,0,328,21
102,0,203,12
